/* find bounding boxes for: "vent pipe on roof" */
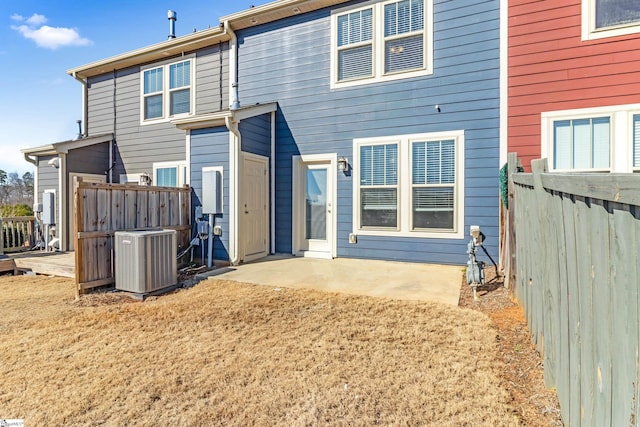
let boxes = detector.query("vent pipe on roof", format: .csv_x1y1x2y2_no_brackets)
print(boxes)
168,10,177,39
230,82,240,111
75,119,83,140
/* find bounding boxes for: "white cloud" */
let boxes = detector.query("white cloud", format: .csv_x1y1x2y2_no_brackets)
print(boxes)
10,13,92,50
25,13,47,26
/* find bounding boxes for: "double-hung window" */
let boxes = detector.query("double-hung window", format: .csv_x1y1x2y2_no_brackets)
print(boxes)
582,0,640,40
141,57,193,123
332,0,432,87
354,131,464,239
411,140,455,230
542,104,640,172
359,143,399,228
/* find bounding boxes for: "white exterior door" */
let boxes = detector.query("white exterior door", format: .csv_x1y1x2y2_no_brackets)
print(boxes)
293,155,336,258
68,173,106,251
241,153,269,262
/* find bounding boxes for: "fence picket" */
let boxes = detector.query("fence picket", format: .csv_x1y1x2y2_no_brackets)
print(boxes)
507,153,640,426
75,182,190,294
609,203,639,427
574,196,595,425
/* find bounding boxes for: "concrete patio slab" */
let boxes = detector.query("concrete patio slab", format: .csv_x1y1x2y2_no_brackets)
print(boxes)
204,255,463,306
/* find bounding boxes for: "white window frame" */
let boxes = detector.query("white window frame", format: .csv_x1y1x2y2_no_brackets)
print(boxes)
582,0,640,40
152,161,188,187
330,0,434,89
541,103,640,173
119,173,146,184
140,55,196,125
353,130,464,239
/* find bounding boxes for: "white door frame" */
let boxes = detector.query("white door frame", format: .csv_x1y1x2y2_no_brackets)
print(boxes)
240,152,269,263
68,172,106,251
292,153,337,259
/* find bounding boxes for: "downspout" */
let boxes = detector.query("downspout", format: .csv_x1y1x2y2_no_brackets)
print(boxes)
71,72,89,137
58,153,67,251
270,111,276,254
225,20,241,264
225,21,240,111
225,115,240,265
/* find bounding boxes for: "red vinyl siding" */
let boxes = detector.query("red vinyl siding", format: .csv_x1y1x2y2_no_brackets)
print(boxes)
508,0,640,170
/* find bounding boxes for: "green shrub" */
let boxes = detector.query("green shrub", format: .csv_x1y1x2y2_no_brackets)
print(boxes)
0,204,33,218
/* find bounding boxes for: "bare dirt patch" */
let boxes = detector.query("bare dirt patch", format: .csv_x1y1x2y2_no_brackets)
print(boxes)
459,267,563,426
0,274,521,426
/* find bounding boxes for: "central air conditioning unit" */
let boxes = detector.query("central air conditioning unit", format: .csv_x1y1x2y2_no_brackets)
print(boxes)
115,229,177,294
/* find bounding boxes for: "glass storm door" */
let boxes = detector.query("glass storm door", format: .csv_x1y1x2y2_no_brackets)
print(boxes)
300,162,333,256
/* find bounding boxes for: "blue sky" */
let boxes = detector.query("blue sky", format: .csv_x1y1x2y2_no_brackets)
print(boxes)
0,0,261,175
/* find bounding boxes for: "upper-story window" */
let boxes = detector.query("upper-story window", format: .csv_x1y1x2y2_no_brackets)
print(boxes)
141,56,194,123
331,0,433,88
582,0,640,40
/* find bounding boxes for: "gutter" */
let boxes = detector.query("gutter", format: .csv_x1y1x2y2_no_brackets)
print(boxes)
71,71,88,137
23,152,37,166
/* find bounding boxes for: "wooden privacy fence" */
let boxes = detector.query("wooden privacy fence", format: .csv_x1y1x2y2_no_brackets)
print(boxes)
508,153,640,427
1,216,35,253
74,179,190,296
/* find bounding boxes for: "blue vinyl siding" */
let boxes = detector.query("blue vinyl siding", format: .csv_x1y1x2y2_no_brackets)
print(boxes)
236,0,500,264
240,114,271,158
190,127,230,261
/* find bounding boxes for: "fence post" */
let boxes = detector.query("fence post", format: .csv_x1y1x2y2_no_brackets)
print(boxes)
506,152,518,289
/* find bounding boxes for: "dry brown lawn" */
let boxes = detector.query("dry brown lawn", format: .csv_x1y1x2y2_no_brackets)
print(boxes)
0,274,520,426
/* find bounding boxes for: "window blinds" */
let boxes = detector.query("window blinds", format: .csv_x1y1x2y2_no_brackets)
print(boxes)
144,68,163,94
384,0,424,73
553,117,610,169
412,140,455,184
337,9,373,81
634,114,640,168
170,61,190,89
360,144,398,186
360,143,398,228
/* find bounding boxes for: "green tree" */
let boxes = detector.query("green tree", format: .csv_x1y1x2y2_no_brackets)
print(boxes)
22,172,34,200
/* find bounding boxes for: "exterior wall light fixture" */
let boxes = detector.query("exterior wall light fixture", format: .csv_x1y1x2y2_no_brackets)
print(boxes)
338,156,349,172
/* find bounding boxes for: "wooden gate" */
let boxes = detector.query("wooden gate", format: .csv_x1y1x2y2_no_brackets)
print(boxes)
74,179,190,296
